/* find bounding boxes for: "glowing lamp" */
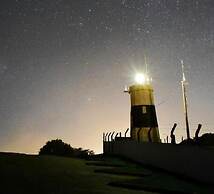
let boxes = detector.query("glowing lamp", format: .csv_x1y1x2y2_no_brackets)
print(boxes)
135,73,148,84
135,73,146,84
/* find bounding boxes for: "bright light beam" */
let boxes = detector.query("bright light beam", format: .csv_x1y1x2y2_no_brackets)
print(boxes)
135,73,146,84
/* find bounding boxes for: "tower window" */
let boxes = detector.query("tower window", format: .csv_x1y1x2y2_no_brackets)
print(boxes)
142,106,147,114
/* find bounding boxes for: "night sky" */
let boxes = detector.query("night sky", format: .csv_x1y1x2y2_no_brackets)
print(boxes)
1,0,214,154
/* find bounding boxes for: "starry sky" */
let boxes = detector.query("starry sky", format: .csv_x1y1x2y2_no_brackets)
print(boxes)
1,0,214,154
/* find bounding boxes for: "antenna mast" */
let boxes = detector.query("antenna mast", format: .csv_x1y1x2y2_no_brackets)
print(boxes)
144,55,148,74
181,60,190,139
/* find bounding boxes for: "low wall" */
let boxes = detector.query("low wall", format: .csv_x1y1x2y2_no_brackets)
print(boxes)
103,140,214,184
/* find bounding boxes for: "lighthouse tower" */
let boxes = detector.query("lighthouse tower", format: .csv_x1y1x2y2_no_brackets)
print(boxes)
126,73,161,142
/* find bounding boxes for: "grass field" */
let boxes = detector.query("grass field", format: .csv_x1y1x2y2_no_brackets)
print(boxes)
0,152,213,194
0,153,155,194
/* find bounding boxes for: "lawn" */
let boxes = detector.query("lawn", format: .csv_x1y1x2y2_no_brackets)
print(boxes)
0,153,154,194
0,152,213,194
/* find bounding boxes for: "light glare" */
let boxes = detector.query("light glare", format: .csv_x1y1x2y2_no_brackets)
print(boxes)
135,73,146,84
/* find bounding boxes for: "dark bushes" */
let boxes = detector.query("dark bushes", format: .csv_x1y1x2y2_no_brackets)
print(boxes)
39,139,94,158
180,133,214,146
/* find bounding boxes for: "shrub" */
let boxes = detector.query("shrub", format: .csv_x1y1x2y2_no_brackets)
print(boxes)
39,139,94,158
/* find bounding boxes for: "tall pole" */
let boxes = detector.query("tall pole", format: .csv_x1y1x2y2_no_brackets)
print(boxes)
181,60,190,139
144,54,148,75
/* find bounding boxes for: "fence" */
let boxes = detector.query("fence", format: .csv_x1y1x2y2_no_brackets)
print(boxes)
102,124,214,184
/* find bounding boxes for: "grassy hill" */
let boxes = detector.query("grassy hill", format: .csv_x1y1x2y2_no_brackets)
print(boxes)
0,152,152,194
0,152,213,194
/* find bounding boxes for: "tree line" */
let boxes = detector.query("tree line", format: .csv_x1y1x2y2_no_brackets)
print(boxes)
39,139,94,159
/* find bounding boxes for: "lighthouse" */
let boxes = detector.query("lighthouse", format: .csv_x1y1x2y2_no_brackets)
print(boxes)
125,73,161,143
